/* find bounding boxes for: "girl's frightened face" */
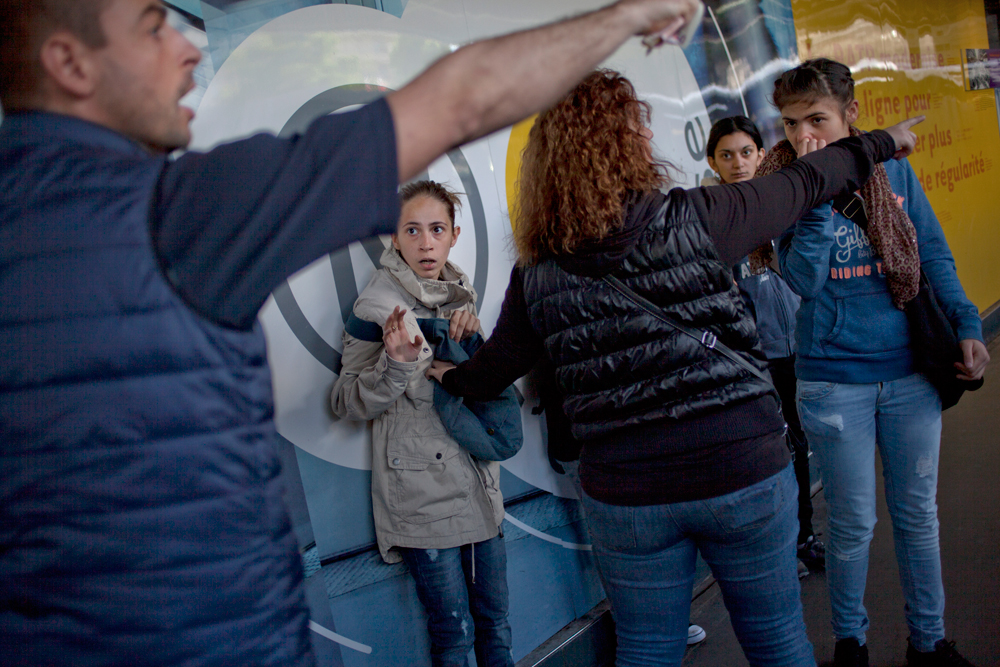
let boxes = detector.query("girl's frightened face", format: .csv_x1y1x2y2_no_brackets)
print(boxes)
392,195,459,281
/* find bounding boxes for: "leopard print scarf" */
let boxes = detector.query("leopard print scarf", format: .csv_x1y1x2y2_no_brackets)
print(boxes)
752,127,920,309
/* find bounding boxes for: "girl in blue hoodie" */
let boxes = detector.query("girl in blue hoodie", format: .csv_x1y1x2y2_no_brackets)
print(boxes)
772,59,989,667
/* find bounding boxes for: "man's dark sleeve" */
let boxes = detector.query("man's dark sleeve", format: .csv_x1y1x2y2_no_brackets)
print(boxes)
441,267,545,400
691,130,896,265
152,98,399,329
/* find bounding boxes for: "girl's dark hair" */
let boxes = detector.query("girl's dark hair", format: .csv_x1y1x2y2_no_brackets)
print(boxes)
772,58,855,114
398,180,463,227
706,116,764,159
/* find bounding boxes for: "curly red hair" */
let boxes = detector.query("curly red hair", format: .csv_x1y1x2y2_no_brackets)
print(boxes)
512,69,670,265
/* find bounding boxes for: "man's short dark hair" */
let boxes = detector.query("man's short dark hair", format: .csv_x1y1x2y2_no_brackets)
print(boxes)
0,0,109,109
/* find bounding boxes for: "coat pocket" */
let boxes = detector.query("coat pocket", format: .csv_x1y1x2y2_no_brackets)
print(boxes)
386,439,471,525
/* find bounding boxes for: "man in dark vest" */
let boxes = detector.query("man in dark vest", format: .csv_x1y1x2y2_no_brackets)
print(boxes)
0,0,702,664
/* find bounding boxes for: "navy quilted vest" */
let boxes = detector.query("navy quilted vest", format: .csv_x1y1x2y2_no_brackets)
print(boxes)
0,114,313,666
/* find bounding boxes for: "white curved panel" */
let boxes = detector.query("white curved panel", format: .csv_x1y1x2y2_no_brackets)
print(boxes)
189,1,709,498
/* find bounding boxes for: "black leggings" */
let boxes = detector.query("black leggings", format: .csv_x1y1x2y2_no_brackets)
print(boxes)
769,355,815,543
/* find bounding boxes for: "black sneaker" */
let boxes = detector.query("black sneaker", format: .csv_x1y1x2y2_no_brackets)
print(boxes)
834,638,869,667
797,535,826,572
906,638,976,666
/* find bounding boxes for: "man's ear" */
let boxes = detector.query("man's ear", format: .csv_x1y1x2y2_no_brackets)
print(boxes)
38,30,100,99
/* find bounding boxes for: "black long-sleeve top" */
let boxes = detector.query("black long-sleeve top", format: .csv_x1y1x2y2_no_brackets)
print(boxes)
442,131,897,505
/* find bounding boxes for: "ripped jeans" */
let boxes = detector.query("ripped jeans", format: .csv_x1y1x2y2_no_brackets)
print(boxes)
797,373,945,652
398,535,514,667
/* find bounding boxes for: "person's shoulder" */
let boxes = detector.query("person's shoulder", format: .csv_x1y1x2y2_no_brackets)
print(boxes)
168,99,393,176
882,156,919,188
881,157,932,215
301,97,396,147
654,186,706,231
667,182,708,210
883,155,910,173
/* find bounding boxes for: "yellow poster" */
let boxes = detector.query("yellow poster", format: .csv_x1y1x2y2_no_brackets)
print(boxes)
792,0,1000,312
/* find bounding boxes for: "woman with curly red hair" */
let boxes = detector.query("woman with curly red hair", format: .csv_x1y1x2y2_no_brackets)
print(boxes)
427,69,923,666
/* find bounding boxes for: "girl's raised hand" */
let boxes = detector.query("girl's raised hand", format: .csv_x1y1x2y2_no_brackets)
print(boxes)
383,306,424,362
884,115,925,160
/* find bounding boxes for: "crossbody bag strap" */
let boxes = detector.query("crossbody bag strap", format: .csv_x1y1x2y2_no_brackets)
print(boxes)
832,191,868,231
602,274,772,386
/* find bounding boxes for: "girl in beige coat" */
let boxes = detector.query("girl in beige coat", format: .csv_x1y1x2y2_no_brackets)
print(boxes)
331,181,512,667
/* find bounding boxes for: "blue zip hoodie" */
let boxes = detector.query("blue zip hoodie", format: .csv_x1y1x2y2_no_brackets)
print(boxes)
777,157,982,384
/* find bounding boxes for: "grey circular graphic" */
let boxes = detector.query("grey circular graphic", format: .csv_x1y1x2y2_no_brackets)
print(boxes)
272,84,489,373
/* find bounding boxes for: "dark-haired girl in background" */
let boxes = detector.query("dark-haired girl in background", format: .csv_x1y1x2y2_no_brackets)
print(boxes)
705,115,825,579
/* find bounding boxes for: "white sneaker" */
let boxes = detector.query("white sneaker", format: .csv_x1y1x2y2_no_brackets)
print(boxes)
687,624,707,645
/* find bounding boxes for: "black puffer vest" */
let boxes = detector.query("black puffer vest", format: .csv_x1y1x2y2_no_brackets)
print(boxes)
521,190,774,440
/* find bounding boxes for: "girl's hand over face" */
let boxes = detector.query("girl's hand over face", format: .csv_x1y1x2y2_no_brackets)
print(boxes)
383,306,424,362
796,136,827,156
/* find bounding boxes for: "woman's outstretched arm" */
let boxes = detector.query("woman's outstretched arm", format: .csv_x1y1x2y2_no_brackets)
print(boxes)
433,267,546,400
693,117,922,265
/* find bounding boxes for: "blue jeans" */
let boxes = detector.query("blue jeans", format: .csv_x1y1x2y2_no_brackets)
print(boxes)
399,535,514,667
796,374,945,652
580,465,815,667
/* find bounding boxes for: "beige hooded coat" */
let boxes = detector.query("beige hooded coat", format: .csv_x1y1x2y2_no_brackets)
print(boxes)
331,247,504,563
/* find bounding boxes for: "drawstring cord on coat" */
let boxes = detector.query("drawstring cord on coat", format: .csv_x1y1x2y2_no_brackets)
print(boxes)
471,542,475,584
